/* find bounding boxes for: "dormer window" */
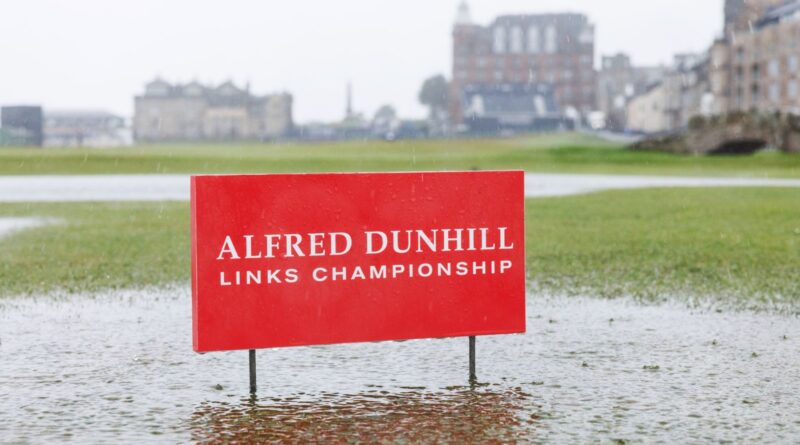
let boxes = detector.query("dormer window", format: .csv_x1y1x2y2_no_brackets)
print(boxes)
145,80,169,97
185,84,203,96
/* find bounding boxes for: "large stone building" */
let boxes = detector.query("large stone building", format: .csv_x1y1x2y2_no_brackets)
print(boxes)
134,79,292,142
712,1,800,115
450,1,595,127
627,1,800,134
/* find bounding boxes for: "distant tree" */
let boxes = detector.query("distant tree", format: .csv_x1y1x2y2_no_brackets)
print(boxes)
418,74,449,115
373,104,397,123
372,104,398,138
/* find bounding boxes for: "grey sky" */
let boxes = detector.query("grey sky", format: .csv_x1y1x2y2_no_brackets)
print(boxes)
0,0,722,123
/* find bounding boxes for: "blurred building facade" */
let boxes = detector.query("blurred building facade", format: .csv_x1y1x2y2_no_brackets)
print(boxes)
450,2,595,130
626,54,714,134
712,1,800,115
44,110,131,147
626,0,800,134
596,53,666,131
460,83,563,132
0,106,43,146
723,0,789,37
134,79,292,142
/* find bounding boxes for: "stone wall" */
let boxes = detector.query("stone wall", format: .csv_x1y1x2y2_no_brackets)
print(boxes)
631,111,800,155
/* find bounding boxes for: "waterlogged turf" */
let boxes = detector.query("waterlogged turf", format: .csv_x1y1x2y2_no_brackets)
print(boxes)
2,133,800,178
0,187,798,305
1,289,797,443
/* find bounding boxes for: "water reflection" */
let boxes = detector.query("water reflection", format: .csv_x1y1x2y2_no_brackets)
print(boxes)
2,289,799,443
189,386,537,443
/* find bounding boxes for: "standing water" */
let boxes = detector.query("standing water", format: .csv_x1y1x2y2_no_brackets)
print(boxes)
1,289,799,443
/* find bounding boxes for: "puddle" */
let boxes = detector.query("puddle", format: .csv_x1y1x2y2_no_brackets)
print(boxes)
0,217,54,239
1,289,798,443
2,173,799,202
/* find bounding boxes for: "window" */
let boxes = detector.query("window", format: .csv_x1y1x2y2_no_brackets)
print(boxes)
768,59,780,77
735,47,744,63
509,26,523,53
789,56,799,73
769,83,780,102
527,25,540,53
493,26,506,54
544,25,557,54
789,81,798,98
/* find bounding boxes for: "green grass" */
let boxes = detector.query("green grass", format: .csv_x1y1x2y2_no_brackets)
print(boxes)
2,188,798,306
2,132,799,177
526,188,800,305
0,202,188,295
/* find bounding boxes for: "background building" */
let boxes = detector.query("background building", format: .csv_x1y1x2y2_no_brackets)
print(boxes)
626,83,670,134
626,54,714,134
461,83,562,133
0,106,43,146
724,0,789,37
626,1,800,135
44,110,131,147
134,79,293,142
450,2,595,128
596,53,666,131
713,1,800,115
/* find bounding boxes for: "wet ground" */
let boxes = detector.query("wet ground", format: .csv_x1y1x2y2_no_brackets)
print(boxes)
0,217,53,239
2,289,798,443
2,173,800,202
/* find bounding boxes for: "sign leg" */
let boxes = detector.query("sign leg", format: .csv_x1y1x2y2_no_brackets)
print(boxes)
249,349,257,394
469,336,477,383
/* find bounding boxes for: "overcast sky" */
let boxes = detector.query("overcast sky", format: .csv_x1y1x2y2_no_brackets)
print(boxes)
0,0,723,123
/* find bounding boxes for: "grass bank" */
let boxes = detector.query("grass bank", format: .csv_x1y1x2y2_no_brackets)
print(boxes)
2,187,797,305
1,133,799,178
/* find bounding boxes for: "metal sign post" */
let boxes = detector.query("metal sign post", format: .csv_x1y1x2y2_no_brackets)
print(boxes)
469,336,477,382
249,349,257,394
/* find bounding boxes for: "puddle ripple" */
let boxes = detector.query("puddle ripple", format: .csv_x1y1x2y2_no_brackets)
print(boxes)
1,289,798,443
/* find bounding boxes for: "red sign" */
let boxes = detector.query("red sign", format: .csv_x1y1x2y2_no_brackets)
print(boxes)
191,171,525,352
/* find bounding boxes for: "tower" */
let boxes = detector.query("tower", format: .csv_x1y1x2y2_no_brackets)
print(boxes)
346,81,353,118
455,0,472,26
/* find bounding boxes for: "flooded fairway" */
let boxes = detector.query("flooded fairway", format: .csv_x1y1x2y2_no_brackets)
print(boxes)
2,173,800,202
1,289,799,443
